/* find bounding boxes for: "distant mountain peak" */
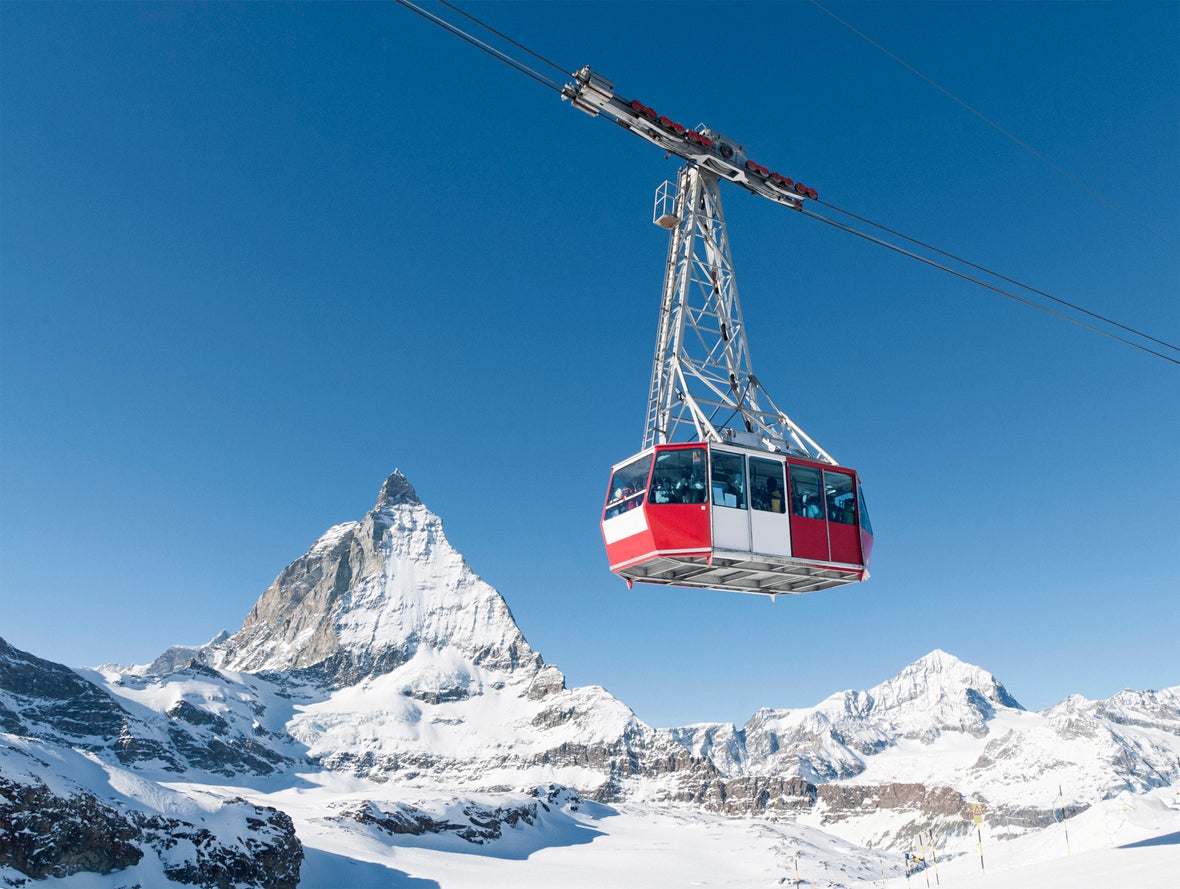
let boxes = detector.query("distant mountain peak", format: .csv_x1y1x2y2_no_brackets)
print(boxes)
181,469,540,685
916,648,963,668
877,650,1023,712
377,469,420,508
859,651,1024,744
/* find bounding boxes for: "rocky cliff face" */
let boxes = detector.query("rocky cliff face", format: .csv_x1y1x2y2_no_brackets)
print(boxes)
0,636,129,745
198,470,541,687
0,734,302,889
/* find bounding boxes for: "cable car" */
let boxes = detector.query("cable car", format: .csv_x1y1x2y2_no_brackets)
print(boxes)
598,155,873,597
603,440,872,596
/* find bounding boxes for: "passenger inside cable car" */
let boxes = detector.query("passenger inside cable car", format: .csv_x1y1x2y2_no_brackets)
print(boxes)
710,450,745,508
604,452,651,519
651,447,706,504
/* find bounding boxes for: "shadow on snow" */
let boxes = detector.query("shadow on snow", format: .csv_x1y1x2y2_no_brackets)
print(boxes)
299,847,441,888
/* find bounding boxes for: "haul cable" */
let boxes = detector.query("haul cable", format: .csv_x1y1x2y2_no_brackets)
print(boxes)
392,0,566,95
800,204,1180,366
808,0,1179,254
395,0,1179,366
816,197,1180,355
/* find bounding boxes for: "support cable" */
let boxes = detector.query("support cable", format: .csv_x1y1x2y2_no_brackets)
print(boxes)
817,198,1180,355
799,205,1180,366
393,0,1179,366
808,0,1179,253
392,0,565,95
435,0,572,79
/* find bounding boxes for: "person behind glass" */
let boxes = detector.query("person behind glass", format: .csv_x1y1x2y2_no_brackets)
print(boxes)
764,476,784,513
651,476,673,504
803,492,822,518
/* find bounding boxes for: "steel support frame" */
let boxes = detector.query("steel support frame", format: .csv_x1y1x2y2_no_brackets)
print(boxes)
641,165,835,464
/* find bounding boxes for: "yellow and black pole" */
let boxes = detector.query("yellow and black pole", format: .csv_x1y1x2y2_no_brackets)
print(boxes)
1058,785,1072,856
927,830,941,886
917,835,931,889
973,803,986,877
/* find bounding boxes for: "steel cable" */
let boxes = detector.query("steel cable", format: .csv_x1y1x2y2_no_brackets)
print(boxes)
395,0,1179,367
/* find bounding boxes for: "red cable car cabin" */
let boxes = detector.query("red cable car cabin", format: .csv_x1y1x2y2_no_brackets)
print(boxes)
602,442,873,596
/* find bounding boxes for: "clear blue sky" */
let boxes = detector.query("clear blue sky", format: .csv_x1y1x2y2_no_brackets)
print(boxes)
2,2,1177,728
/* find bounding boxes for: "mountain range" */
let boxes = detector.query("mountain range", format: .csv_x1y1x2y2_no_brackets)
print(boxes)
2,470,1176,887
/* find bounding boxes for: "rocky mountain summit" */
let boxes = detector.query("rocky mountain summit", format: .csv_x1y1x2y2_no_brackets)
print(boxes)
680,647,1026,783
186,470,541,684
3,470,1178,886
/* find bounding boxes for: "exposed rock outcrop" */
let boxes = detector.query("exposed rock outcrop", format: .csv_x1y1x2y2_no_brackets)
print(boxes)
0,749,303,888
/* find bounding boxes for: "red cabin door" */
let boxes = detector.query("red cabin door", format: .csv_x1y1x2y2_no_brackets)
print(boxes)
646,445,712,557
787,462,829,562
824,469,862,565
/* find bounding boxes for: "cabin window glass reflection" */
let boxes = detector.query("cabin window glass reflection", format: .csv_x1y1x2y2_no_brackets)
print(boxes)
789,465,825,519
649,447,708,504
824,471,856,525
749,457,785,513
604,454,652,519
858,485,873,534
710,451,746,509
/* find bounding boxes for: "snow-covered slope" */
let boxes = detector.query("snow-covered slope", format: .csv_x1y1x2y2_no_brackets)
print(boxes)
0,702,301,887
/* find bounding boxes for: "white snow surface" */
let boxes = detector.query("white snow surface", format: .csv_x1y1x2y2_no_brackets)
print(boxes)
333,502,530,667
7,764,1178,888
202,490,539,679
284,646,636,783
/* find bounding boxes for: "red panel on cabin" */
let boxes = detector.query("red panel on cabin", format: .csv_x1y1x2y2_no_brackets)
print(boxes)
646,499,712,556
790,515,829,562
828,521,861,565
604,524,654,572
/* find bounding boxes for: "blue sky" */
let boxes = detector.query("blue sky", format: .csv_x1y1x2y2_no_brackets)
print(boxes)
2,1,1177,728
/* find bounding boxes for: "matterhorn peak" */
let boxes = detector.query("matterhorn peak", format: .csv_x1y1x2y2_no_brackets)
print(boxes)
191,469,540,685
377,469,420,508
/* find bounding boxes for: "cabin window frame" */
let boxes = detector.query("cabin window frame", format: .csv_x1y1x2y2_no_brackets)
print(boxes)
749,456,786,514
710,450,747,510
648,446,709,505
604,453,652,520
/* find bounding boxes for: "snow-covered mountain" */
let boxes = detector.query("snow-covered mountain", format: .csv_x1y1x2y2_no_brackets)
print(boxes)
200,472,540,683
2,470,1177,887
674,649,1025,785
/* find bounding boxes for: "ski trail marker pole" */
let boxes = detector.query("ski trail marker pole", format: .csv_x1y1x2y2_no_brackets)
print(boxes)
928,830,941,886
973,802,986,877
1058,784,1072,856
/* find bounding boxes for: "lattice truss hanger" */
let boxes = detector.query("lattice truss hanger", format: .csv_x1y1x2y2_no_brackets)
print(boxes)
644,163,835,465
